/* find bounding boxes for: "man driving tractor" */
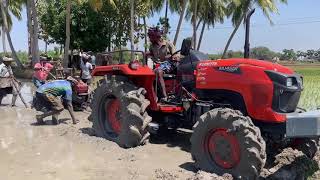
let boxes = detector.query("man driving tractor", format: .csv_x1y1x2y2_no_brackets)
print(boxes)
147,27,179,101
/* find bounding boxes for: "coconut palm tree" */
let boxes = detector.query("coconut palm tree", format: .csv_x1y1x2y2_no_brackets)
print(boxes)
197,0,227,50
63,0,116,68
1,0,24,54
130,0,134,59
191,0,197,49
25,0,32,58
26,0,40,65
221,0,288,58
173,0,187,46
0,0,23,68
150,0,185,40
1,26,5,53
63,0,71,68
186,0,227,50
134,0,152,53
185,0,205,50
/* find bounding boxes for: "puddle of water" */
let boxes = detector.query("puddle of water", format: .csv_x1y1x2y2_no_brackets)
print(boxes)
1,80,35,107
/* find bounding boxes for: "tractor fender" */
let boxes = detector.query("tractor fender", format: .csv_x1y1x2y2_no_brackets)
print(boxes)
92,64,155,77
92,65,158,110
195,61,287,123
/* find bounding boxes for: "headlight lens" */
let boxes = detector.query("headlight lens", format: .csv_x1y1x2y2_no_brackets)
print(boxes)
286,78,293,87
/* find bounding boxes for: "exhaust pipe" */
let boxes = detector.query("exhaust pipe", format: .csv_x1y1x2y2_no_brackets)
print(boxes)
244,9,255,59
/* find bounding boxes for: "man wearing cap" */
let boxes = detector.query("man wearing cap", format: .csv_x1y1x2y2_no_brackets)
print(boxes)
32,56,54,88
34,76,79,125
0,57,20,106
88,51,96,69
80,53,93,85
147,27,179,101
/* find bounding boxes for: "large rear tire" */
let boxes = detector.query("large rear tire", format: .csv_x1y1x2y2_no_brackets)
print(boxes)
91,76,152,148
191,108,266,179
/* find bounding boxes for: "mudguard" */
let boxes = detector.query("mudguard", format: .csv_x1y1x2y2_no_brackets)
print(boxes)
92,64,155,76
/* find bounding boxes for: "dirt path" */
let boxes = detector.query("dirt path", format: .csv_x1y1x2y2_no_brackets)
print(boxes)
0,83,320,180
1,106,320,180
0,107,199,180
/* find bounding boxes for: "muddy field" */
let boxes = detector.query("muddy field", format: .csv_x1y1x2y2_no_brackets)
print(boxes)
1,82,320,180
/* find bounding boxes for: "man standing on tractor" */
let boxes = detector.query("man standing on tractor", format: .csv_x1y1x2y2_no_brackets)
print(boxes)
34,76,79,125
147,27,178,101
0,57,21,106
80,53,93,85
32,56,54,88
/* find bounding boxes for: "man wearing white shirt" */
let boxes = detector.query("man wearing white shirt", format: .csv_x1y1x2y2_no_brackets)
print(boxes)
0,57,19,106
80,53,93,85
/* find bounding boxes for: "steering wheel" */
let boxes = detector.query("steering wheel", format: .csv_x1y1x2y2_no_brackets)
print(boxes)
170,50,181,61
149,50,181,64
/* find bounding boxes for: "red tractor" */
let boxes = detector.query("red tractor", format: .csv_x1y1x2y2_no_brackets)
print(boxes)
89,40,320,178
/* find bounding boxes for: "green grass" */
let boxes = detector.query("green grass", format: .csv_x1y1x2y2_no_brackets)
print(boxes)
291,66,320,110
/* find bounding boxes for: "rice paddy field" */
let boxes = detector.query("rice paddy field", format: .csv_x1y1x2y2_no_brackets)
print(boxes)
287,64,320,110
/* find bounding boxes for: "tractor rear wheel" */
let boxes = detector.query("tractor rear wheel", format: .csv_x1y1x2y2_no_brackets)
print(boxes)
91,76,152,148
191,108,266,179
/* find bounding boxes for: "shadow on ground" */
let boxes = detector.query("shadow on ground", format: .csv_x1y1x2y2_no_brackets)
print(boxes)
30,118,70,126
80,127,96,136
79,126,192,153
149,129,192,153
179,162,198,173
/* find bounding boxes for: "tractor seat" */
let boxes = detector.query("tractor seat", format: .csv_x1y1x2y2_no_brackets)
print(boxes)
163,74,176,79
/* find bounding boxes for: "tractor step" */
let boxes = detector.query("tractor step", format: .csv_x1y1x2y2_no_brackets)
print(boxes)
286,110,320,138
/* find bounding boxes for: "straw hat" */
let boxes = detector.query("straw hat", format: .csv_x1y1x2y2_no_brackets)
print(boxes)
3,57,13,62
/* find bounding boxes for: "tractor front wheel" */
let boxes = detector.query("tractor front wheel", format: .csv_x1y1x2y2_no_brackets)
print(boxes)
91,76,152,148
293,138,319,159
191,108,266,179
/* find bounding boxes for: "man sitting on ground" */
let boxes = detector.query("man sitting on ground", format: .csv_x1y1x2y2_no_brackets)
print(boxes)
35,76,79,125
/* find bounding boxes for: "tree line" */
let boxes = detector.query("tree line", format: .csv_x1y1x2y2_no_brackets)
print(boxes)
1,0,289,68
210,47,320,62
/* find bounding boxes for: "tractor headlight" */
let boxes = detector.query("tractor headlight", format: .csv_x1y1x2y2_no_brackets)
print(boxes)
286,78,293,87
265,70,301,89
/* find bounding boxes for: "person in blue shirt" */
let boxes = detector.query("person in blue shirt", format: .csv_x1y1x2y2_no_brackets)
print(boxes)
35,76,78,125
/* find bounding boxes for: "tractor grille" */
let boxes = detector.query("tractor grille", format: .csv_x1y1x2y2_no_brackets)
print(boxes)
272,83,301,113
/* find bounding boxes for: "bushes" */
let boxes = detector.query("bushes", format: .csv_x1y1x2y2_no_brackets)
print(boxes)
0,51,28,64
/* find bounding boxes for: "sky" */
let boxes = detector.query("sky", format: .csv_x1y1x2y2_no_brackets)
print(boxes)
3,0,320,54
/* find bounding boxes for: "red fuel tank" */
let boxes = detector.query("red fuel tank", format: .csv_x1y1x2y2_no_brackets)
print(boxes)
75,82,89,94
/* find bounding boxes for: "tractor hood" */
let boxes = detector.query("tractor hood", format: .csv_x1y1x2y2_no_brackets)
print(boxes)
198,58,294,75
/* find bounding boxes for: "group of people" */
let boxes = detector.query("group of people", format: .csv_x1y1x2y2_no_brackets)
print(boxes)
31,56,77,125
0,26,177,125
33,53,94,125
0,53,93,125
